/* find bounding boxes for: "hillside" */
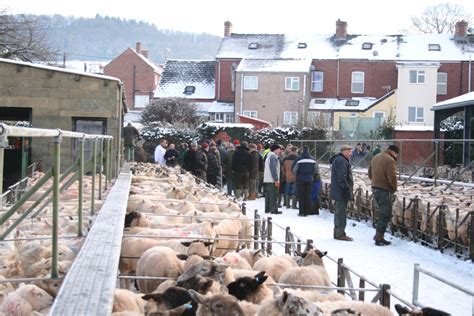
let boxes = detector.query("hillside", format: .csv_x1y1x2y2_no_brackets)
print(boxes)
34,14,222,63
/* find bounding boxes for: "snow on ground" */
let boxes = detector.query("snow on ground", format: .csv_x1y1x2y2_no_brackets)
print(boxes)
243,197,474,316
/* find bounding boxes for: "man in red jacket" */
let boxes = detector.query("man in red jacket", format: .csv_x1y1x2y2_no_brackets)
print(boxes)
368,144,399,246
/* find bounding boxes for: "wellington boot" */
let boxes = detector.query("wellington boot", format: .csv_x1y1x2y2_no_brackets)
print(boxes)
247,191,257,200
277,194,282,208
234,189,242,199
243,189,249,201
291,195,298,209
374,231,391,246
284,195,290,208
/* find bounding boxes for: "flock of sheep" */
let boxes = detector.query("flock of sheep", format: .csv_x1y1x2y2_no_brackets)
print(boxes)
0,161,455,315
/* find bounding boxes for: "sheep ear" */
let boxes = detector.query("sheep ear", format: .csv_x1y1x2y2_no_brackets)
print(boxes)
181,241,191,247
176,254,188,260
253,249,262,257
188,289,206,305
394,304,411,315
316,250,328,258
272,286,282,298
142,293,163,302
277,291,289,308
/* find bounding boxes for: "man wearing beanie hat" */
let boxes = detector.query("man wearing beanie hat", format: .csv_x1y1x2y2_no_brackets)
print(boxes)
329,145,354,241
368,144,399,246
263,144,283,214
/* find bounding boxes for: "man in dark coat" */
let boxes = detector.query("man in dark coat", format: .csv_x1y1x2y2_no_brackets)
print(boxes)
231,141,251,200
195,143,209,182
223,143,235,196
122,122,140,162
368,144,399,246
182,141,198,174
292,146,319,217
207,143,222,187
164,143,179,167
248,143,260,200
329,145,354,241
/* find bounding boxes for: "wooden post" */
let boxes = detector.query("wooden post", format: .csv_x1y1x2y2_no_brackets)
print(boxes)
267,217,273,255
358,278,365,301
254,210,259,250
337,258,345,294
380,283,391,307
285,227,290,254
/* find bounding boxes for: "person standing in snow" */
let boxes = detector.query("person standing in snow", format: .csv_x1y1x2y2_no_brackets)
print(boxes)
232,141,251,200
292,146,319,217
164,143,179,167
368,144,399,246
154,138,168,165
283,146,298,209
195,143,209,182
264,144,282,214
248,143,260,200
329,145,354,241
122,122,140,162
207,143,222,187
223,143,236,196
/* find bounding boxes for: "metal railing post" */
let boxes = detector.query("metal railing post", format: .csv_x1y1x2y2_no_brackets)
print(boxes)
98,138,103,199
337,258,345,294
254,210,259,250
267,217,273,255
104,139,109,189
398,141,403,179
91,138,97,215
78,137,85,237
285,227,291,254
412,263,420,305
51,134,62,279
434,141,439,186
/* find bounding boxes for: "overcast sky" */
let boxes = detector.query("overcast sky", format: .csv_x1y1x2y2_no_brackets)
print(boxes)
2,0,473,36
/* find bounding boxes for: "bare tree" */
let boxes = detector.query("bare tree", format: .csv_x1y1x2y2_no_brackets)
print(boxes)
411,2,473,34
141,97,200,127
0,10,57,62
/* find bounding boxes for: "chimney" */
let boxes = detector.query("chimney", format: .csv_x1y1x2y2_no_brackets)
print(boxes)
135,42,142,54
224,21,232,37
335,19,347,40
455,20,468,37
141,49,149,58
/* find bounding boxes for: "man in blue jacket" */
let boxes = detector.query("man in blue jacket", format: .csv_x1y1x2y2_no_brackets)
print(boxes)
292,146,319,217
329,145,354,241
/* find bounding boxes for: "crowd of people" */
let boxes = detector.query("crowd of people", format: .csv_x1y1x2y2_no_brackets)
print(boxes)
123,128,400,246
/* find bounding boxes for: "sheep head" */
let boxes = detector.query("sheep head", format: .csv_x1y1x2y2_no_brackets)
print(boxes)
188,290,244,316
277,291,321,316
142,286,196,314
227,271,268,301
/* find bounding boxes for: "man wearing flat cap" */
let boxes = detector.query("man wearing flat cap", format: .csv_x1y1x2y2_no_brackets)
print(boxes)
368,144,399,246
263,144,283,214
329,145,354,241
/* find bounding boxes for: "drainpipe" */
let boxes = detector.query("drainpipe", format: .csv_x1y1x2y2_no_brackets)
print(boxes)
469,54,472,93
302,74,307,125
336,58,340,98
240,72,244,115
217,61,221,100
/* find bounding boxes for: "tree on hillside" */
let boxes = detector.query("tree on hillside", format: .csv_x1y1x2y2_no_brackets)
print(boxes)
141,97,200,127
0,10,56,62
411,2,473,34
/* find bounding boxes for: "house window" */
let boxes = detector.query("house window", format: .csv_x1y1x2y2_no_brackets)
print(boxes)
428,44,441,51
297,42,307,49
351,71,364,93
408,107,424,123
184,86,195,95
243,110,257,118
214,113,224,122
231,63,237,92
283,111,298,125
248,43,258,49
285,77,300,91
311,71,324,92
225,114,234,123
373,111,385,122
437,72,447,95
134,95,149,108
345,99,360,106
362,42,373,50
409,70,425,84
350,113,357,117
243,76,258,90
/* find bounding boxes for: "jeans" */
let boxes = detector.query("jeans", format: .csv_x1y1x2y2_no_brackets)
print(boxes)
334,200,348,238
285,182,297,195
373,188,393,233
265,183,278,213
124,145,135,161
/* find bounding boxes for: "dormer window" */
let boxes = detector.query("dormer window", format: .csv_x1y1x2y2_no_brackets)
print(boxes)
248,42,259,49
362,42,373,50
428,44,441,51
183,86,195,95
297,42,307,49
314,99,326,104
345,100,360,106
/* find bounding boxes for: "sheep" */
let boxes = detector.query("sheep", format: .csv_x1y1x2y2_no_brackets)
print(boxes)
226,271,273,304
256,290,321,316
394,303,451,316
112,288,146,314
0,283,54,316
176,260,228,295
252,254,298,282
281,288,346,303
316,300,393,316
188,289,249,316
278,249,331,289
136,246,184,293
238,249,264,267
142,286,196,316
212,219,243,257
219,252,253,269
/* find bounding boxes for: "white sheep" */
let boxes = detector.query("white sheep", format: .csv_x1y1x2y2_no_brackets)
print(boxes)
252,254,298,282
316,300,393,316
0,283,54,316
238,249,264,267
256,290,321,316
112,288,146,314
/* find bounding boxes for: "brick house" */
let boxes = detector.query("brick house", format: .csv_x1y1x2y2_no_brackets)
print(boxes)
215,20,474,133
104,42,162,111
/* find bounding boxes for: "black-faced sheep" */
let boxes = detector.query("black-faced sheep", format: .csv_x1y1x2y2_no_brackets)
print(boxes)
142,286,196,316
395,303,451,316
227,271,272,304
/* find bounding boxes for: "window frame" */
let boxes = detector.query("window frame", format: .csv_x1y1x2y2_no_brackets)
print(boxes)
283,111,298,125
243,110,257,118
311,71,324,92
285,77,300,91
437,72,447,95
243,76,258,90
409,70,425,84
408,106,424,123
351,71,365,94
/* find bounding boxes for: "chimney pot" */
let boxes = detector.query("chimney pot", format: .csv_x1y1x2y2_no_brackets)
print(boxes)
141,49,149,58
224,21,232,37
136,42,142,54
455,20,468,37
335,19,347,40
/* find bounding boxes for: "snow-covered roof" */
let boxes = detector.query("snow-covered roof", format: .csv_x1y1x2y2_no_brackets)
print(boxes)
206,122,254,129
194,102,213,116
432,91,474,111
394,125,434,131
208,101,234,113
236,58,312,73
154,60,215,99
217,33,474,61
0,58,121,82
308,97,378,111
